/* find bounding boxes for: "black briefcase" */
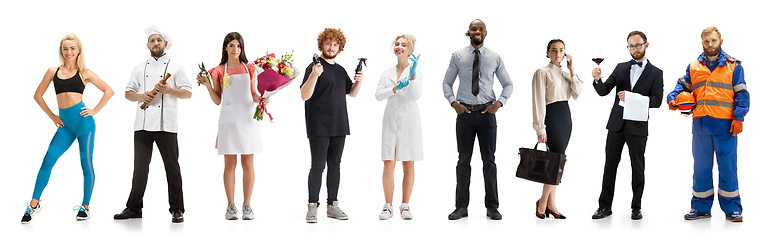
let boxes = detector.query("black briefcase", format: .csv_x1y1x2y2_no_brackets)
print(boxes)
516,143,567,185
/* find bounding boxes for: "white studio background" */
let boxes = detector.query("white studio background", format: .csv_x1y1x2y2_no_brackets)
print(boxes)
1,0,772,239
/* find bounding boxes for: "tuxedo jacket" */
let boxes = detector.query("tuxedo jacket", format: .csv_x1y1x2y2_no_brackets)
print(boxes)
593,61,664,136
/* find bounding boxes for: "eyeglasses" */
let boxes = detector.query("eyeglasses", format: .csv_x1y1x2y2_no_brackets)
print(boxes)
627,43,646,51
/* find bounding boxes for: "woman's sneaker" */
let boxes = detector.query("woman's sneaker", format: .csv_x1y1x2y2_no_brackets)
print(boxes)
378,203,393,220
21,203,42,223
327,201,348,220
225,204,238,220
74,205,90,220
242,204,254,220
400,203,413,220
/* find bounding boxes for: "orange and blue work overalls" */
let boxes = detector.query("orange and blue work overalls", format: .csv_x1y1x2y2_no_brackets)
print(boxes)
667,50,749,215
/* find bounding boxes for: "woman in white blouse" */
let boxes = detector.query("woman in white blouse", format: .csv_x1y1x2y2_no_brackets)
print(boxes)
531,39,583,219
375,34,423,220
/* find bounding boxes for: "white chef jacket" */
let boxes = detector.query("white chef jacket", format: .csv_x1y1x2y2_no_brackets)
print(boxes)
126,55,192,133
375,66,423,161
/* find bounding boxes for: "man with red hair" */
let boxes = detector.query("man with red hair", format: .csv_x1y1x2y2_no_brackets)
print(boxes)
667,26,749,222
301,28,364,223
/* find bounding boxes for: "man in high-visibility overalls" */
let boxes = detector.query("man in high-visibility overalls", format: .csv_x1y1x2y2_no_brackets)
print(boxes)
667,26,749,222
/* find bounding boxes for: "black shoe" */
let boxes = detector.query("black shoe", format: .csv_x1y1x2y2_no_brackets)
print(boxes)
114,208,142,220
631,209,642,220
172,210,184,223
448,208,468,220
486,208,502,220
592,208,612,219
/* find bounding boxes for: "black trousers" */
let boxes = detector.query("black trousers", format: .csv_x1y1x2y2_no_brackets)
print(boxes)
598,122,647,210
126,130,184,213
455,112,499,209
307,136,345,205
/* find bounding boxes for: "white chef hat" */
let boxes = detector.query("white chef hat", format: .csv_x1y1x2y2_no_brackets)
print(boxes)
144,25,173,50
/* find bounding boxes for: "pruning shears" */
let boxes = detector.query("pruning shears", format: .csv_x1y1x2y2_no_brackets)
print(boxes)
197,62,212,86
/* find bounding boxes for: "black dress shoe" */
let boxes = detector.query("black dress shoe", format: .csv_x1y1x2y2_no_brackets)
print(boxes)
448,208,468,220
487,208,502,220
591,208,612,219
172,210,184,223
631,209,642,220
114,208,142,220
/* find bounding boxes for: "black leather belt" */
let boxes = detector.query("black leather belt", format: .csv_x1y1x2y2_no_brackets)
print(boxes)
461,102,493,112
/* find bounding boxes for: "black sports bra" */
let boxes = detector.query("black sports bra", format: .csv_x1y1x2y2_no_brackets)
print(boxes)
53,67,85,94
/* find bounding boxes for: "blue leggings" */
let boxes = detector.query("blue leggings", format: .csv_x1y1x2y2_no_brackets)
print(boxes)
32,102,96,206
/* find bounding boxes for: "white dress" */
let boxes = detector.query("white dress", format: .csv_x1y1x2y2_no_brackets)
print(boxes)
375,66,423,161
217,63,262,155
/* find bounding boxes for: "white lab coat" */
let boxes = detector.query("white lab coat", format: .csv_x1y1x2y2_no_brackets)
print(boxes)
375,66,423,161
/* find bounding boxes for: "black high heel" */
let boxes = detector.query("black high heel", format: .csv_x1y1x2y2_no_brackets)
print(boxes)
535,200,546,219
546,207,566,219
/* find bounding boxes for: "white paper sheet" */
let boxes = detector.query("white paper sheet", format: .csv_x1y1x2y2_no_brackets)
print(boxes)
618,91,649,122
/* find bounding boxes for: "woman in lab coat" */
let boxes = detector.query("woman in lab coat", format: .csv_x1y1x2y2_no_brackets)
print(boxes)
374,34,423,220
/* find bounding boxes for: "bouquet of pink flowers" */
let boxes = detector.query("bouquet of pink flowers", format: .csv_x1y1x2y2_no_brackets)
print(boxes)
253,51,298,122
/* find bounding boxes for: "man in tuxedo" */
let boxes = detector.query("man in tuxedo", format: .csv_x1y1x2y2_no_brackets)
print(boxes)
591,31,663,220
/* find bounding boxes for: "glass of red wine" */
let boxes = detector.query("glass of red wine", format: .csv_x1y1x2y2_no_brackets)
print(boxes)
592,50,604,79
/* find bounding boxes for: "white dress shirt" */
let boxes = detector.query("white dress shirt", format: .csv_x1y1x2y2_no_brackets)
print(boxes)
629,59,648,88
126,55,192,133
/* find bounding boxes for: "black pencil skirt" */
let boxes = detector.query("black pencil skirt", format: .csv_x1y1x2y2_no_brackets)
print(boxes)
545,101,572,155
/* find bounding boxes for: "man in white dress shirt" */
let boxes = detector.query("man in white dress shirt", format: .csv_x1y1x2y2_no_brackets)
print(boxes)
114,25,192,223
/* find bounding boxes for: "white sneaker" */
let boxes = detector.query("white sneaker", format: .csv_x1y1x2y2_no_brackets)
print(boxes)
242,204,254,220
225,204,238,220
378,203,393,220
306,203,318,223
21,203,42,223
327,201,349,220
400,203,413,220
74,205,90,220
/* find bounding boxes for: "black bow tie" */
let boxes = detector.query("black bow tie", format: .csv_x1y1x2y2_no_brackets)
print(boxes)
629,59,643,67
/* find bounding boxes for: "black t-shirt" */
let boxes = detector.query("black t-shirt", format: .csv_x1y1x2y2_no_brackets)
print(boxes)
301,60,353,137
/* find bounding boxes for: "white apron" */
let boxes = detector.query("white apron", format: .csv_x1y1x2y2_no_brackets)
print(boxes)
217,62,262,155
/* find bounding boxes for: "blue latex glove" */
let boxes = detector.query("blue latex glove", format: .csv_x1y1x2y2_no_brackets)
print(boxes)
408,53,421,80
396,77,410,91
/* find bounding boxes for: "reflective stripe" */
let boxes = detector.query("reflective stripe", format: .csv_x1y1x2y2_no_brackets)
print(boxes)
692,81,733,91
696,99,735,108
681,77,691,90
733,83,747,92
693,189,715,198
719,189,740,198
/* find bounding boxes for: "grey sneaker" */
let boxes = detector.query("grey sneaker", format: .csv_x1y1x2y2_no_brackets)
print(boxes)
21,203,42,223
400,203,413,220
378,203,393,220
327,201,349,220
242,204,254,220
306,203,318,223
225,204,238,220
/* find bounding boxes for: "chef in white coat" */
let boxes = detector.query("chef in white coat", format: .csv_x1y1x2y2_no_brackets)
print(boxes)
374,34,423,220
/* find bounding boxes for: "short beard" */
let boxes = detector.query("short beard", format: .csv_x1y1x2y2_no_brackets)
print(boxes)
150,48,165,58
322,51,338,60
704,46,721,58
630,50,645,60
470,37,483,46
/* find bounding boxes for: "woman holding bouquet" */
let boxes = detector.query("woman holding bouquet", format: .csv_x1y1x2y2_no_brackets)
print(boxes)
374,34,423,220
530,39,583,219
23,33,114,223
197,32,268,220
